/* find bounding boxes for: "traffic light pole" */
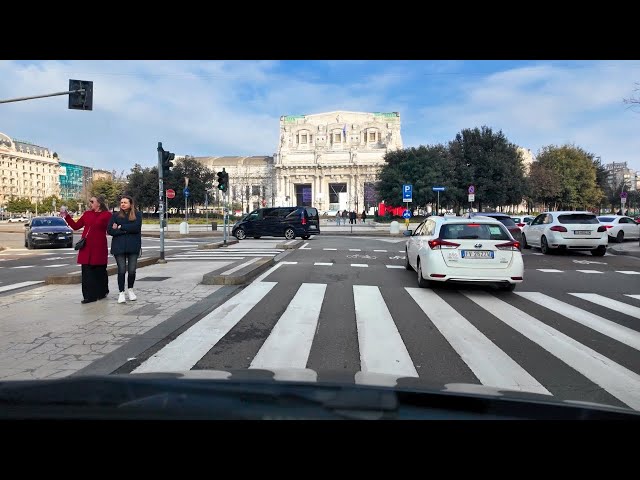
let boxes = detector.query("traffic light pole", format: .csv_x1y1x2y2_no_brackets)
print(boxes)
224,191,229,245
157,142,166,263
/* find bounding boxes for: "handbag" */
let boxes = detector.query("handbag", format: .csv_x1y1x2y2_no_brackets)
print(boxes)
74,226,91,250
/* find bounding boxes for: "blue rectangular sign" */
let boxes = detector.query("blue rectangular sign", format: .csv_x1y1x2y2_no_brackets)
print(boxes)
432,186,446,192
403,184,412,202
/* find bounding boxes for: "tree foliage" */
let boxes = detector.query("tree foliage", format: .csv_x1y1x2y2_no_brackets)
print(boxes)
7,198,35,213
90,178,126,208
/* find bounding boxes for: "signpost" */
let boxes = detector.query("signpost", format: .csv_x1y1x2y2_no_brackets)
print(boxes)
403,209,411,230
468,185,475,212
432,186,445,215
403,184,413,203
621,190,627,214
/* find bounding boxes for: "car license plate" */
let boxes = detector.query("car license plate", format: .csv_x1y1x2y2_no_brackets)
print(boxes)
461,250,493,259
574,230,591,235
58,235,66,239
309,225,316,229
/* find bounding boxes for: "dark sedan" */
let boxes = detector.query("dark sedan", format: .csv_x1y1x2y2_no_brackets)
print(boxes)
24,216,74,249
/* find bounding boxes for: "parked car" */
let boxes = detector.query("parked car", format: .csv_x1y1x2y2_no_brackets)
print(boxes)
404,216,523,291
522,211,607,256
232,206,320,240
24,216,74,249
511,216,535,232
597,215,640,243
8,215,28,223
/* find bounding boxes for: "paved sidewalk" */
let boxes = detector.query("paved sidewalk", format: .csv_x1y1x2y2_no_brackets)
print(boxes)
0,260,236,380
608,241,640,258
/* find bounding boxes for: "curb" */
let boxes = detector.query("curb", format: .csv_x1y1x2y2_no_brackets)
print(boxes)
45,255,161,285
607,246,640,258
201,257,274,286
276,240,303,249
198,239,239,250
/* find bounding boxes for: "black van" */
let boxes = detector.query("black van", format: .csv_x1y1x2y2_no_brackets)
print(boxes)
232,206,320,240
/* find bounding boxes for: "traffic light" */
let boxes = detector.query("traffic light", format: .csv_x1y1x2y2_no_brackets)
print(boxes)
158,144,175,178
68,79,93,111
217,168,229,193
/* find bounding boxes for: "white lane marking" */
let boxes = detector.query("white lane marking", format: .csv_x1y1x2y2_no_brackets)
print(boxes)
386,265,405,269
354,285,418,377
44,264,67,268
351,264,368,267
169,257,245,261
133,282,277,373
627,295,640,300
517,292,640,351
300,243,311,250
314,262,333,266
285,240,298,245
43,257,66,261
0,281,45,293
576,270,604,274
282,261,298,265
374,250,388,252
537,269,564,273
10,266,34,269
617,271,640,275
323,248,337,251
221,257,260,275
464,291,640,411
250,283,326,370
407,288,549,395
569,294,640,320
253,262,284,283
349,249,362,252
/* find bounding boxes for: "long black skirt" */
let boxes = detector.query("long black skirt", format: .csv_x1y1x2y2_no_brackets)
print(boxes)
81,264,109,301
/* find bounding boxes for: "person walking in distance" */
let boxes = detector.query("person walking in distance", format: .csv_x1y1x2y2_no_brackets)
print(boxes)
108,195,143,304
61,195,112,304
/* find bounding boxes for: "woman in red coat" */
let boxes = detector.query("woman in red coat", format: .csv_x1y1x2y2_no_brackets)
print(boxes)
61,195,112,304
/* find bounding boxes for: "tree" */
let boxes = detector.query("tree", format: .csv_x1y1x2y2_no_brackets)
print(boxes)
164,155,216,215
623,82,640,111
534,145,604,210
39,195,63,214
7,198,35,214
447,126,525,213
526,162,562,211
126,164,159,212
90,178,126,208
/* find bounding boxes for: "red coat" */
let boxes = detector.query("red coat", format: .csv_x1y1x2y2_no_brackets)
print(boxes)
64,210,112,265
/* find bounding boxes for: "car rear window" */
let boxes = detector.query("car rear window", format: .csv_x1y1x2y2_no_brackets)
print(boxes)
305,207,319,219
558,214,599,224
597,217,615,222
440,223,511,241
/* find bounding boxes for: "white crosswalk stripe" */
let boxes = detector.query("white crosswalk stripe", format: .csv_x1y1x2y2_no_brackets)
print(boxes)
133,283,640,410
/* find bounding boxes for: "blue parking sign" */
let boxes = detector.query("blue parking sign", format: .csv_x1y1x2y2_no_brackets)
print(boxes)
403,184,412,202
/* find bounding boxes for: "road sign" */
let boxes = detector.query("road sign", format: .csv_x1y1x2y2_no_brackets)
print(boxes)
468,194,475,202
432,186,446,192
621,191,628,199
403,184,413,202
166,189,176,199
621,197,627,205
468,185,475,194
183,187,190,198
403,210,412,219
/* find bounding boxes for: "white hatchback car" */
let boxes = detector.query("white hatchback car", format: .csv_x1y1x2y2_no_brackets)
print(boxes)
596,215,640,243
522,211,608,256
404,216,523,291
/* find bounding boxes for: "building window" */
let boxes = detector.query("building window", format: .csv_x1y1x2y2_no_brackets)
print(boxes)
251,185,261,196
368,131,377,142
333,133,342,144
300,134,308,144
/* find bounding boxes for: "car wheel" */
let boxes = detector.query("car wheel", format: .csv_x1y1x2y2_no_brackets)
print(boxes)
405,248,412,271
26,239,34,250
417,260,430,288
522,234,530,249
234,228,246,240
591,246,606,256
616,231,624,243
24,239,28,248
301,235,310,240
284,228,295,240
501,283,516,292
541,236,551,255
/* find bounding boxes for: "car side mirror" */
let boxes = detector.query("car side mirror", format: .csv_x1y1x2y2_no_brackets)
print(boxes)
403,229,412,236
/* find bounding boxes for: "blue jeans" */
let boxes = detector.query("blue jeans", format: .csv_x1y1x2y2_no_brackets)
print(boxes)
114,253,139,292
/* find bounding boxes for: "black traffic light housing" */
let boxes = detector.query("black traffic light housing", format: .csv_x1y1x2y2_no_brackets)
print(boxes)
68,79,93,111
217,168,229,192
158,145,175,178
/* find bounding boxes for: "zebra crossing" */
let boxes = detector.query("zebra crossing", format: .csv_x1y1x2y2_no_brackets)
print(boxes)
167,245,285,261
132,278,640,411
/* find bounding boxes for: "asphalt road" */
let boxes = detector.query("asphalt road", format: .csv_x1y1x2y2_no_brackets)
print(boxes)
127,234,640,411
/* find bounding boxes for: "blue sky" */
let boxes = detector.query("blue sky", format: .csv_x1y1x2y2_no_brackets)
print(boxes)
2,60,640,174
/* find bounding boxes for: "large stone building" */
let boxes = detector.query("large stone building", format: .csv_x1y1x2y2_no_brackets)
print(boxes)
274,111,402,213
0,132,61,208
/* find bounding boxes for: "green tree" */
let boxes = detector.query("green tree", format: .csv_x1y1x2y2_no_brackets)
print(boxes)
38,195,63,214
90,178,126,208
447,126,525,212
535,145,604,210
526,162,562,211
7,198,35,214
125,164,159,212
164,156,216,214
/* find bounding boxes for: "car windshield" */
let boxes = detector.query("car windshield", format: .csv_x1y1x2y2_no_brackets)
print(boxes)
2,59,640,421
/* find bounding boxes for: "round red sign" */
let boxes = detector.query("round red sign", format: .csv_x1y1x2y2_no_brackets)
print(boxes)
166,189,176,199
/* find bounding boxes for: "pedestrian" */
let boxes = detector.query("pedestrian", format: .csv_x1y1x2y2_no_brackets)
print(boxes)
61,195,112,304
362,209,367,224
336,210,341,226
342,210,348,224
108,195,143,304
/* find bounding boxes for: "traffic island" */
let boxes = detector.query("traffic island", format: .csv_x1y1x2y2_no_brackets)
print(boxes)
201,257,274,285
198,239,239,249
45,255,161,285
276,239,304,249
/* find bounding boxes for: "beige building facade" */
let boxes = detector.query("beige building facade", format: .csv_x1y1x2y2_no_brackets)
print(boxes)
0,132,61,208
274,111,402,213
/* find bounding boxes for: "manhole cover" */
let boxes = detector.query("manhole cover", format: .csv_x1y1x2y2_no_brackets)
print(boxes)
137,276,171,282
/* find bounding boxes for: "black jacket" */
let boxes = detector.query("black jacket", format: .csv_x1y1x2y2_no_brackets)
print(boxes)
107,211,142,255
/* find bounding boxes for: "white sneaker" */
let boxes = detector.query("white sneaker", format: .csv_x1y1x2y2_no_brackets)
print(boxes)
128,289,137,301
118,292,126,304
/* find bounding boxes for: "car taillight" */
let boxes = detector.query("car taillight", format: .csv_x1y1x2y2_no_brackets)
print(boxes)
496,241,520,251
597,225,607,232
517,223,525,228
428,239,460,250
549,226,568,232
301,216,307,225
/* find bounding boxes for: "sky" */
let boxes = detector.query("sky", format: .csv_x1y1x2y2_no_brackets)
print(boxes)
1,60,640,175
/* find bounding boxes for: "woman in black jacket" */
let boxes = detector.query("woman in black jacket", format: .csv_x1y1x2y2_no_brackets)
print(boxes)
107,195,143,304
